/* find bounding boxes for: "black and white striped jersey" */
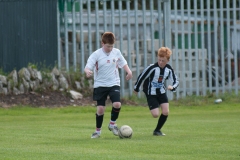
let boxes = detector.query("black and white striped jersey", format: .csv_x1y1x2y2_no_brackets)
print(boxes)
134,62,179,95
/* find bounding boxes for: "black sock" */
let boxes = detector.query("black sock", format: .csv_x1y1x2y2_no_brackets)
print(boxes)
155,114,168,131
96,114,104,128
111,107,121,121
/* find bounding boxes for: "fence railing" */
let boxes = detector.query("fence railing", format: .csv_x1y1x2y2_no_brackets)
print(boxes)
57,0,240,99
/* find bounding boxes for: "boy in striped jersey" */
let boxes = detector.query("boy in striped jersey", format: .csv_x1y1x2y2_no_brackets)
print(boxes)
84,32,132,138
134,47,179,136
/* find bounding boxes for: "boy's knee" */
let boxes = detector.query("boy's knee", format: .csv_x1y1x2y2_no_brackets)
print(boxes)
162,111,169,116
152,114,159,118
97,106,105,115
151,112,160,118
113,102,121,108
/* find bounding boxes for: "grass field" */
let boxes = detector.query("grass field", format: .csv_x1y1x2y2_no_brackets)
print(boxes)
0,97,240,160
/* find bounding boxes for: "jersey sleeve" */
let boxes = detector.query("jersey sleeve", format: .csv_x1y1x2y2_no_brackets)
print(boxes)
85,52,97,71
116,49,127,68
169,68,179,92
134,65,154,92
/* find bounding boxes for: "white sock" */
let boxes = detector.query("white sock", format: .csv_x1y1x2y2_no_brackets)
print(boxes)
109,120,116,127
96,128,101,134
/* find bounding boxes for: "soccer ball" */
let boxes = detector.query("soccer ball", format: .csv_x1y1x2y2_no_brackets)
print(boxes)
118,125,133,139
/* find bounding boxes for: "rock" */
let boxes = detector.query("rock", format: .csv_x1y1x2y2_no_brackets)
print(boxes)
0,75,7,86
18,68,31,81
69,90,83,100
52,67,60,77
8,70,18,87
75,81,82,90
59,74,69,90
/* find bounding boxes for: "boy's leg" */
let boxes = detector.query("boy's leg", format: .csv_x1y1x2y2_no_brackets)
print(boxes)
110,103,121,122
153,94,169,136
91,87,107,138
109,86,121,123
91,113,104,139
96,112,104,133
154,114,168,132
108,105,121,136
145,94,166,136
108,86,121,136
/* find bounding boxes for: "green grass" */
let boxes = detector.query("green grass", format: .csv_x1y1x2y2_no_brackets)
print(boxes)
0,101,240,160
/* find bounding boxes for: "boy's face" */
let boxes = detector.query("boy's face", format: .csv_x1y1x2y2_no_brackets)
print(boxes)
157,56,169,68
102,43,114,53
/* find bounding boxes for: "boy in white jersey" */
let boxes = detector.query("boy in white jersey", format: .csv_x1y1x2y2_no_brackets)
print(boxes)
84,32,132,138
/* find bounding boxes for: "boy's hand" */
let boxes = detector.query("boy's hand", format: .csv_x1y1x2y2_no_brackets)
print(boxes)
87,70,93,77
85,68,93,78
126,72,132,81
167,85,173,90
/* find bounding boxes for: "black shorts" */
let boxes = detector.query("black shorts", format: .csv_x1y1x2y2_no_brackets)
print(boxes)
145,93,168,110
93,86,120,106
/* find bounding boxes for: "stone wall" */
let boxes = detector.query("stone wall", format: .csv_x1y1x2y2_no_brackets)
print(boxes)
0,66,93,96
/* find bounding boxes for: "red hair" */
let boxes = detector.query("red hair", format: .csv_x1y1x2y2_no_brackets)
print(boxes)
157,47,172,60
101,32,115,44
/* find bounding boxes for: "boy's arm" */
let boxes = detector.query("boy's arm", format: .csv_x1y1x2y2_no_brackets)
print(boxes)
123,64,132,81
168,70,179,92
84,52,96,78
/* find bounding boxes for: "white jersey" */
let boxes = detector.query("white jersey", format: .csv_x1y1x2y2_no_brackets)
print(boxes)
85,48,127,88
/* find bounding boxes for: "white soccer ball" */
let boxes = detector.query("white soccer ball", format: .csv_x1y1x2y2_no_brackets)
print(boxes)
118,125,133,139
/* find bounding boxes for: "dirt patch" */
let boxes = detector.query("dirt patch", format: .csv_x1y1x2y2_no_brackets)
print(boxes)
0,91,95,108
0,91,140,108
